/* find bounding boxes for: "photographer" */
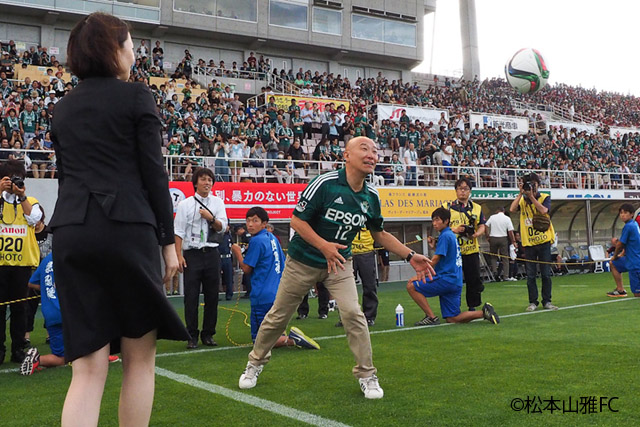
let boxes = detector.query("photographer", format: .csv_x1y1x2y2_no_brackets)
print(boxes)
509,173,558,312
175,168,228,349
444,178,486,311
0,160,42,364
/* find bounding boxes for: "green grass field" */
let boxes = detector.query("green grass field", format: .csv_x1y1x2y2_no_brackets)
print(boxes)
2,272,638,426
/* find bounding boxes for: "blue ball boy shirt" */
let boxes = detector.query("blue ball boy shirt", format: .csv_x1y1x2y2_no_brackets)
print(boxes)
243,228,286,306
620,219,640,270
29,253,62,326
434,226,463,286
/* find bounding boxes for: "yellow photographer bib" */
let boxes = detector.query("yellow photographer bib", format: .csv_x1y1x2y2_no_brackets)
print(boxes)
0,196,40,267
519,194,555,247
445,200,483,255
352,228,375,254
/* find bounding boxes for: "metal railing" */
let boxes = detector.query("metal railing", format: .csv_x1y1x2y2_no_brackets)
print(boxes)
162,154,640,190
2,147,636,191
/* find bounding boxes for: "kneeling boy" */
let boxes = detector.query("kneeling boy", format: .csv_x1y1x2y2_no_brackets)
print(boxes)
407,207,499,325
608,203,640,298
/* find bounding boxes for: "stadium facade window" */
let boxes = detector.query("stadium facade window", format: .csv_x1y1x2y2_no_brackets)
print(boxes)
312,7,341,35
351,14,416,47
269,0,308,31
172,0,257,21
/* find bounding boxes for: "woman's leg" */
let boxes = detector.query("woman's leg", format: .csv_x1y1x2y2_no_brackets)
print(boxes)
61,344,110,427
119,330,157,427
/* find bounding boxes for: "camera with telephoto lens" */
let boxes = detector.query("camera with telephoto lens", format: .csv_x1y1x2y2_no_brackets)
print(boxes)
10,175,24,189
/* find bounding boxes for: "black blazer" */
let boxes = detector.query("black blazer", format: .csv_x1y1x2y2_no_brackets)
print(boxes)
50,77,174,246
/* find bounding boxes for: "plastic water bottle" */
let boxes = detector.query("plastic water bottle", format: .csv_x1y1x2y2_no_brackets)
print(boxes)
395,304,404,327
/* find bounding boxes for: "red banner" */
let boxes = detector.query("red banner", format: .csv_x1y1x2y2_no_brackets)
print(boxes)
169,182,306,220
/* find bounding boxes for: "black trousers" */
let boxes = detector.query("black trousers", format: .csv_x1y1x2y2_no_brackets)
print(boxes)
462,252,484,309
353,251,379,321
524,242,552,306
220,255,233,300
0,266,31,356
303,122,313,141
183,248,220,340
297,282,330,317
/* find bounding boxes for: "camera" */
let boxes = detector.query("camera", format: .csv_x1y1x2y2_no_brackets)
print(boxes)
521,173,539,192
10,175,24,189
461,224,475,238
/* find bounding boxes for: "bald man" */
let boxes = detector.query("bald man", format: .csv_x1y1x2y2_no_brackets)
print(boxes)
238,137,435,399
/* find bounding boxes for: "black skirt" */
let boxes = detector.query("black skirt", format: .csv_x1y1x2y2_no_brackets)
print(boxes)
52,197,189,362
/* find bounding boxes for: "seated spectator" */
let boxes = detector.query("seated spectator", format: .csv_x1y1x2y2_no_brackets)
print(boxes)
269,151,291,184
27,137,49,178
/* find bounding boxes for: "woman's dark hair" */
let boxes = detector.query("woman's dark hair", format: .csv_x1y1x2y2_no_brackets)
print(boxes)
67,12,130,80
246,206,269,223
191,167,215,189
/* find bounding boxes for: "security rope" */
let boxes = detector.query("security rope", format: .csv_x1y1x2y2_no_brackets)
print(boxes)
0,294,40,307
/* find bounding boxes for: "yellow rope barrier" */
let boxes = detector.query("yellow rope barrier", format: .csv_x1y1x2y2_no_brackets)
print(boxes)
480,249,600,266
202,293,252,347
0,294,40,307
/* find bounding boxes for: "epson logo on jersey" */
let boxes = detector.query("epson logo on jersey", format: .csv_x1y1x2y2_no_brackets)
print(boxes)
325,208,367,227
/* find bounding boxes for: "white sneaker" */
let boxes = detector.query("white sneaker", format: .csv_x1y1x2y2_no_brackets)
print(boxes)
507,277,518,282
526,303,537,312
543,302,559,311
359,374,384,399
239,362,263,389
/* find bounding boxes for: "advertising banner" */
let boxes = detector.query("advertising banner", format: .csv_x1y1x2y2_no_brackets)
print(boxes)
609,126,640,139
169,183,457,220
169,182,306,220
377,104,448,125
272,95,350,113
550,189,626,200
546,121,596,135
377,188,455,219
469,113,529,134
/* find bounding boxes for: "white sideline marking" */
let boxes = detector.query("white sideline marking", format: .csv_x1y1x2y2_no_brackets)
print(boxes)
1,297,636,375
155,367,352,427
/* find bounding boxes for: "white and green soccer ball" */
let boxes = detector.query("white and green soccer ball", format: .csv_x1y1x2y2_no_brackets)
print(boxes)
505,48,550,94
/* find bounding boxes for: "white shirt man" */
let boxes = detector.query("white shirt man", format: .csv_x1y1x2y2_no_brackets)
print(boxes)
174,170,228,349
484,207,516,281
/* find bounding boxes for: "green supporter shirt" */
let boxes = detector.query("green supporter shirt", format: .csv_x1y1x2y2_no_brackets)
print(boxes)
288,168,384,269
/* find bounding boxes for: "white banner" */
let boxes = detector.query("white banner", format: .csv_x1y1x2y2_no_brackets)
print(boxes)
377,104,448,125
609,126,640,139
546,121,596,135
550,189,626,200
469,113,529,134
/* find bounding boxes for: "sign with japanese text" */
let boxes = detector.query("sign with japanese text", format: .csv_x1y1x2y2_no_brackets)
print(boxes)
377,188,456,219
377,104,448,126
272,95,350,113
469,112,529,135
169,182,306,220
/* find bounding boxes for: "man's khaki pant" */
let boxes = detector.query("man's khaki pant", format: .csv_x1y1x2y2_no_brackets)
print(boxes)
248,256,376,378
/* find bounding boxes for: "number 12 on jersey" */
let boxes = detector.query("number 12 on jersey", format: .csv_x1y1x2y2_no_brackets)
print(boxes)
334,225,352,241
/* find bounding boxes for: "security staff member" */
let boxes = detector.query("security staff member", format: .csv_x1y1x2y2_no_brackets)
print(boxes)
0,160,42,364
509,173,558,312
444,178,486,311
175,168,228,349
219,225,234,301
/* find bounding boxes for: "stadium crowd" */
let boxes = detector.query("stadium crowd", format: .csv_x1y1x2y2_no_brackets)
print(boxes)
2,39,640,187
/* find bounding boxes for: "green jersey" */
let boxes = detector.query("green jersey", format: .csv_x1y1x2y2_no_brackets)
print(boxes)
288,168,384,268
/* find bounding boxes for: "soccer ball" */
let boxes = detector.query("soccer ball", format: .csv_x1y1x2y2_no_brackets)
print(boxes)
505,48,549,94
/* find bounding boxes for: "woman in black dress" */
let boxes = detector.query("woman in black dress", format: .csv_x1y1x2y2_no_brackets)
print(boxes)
50,13,189,426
